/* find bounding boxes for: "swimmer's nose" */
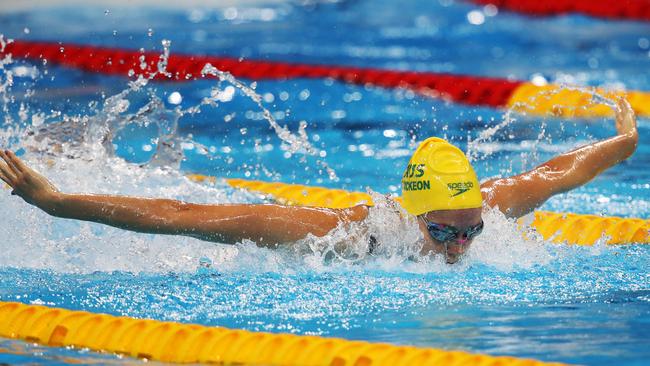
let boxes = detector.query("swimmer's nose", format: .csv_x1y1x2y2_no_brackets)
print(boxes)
446,239,472,255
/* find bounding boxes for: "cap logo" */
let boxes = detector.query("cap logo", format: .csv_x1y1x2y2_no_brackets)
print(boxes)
403,163,425,178
448,182,474,197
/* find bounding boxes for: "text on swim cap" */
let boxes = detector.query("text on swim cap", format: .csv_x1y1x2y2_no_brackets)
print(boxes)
447,182,474,197
403,180,431,191
403,164,425,178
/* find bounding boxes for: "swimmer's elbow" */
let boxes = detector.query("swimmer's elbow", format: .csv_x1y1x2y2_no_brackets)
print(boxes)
168,203,259,244
533,163,584,195
481,177,548,219
159,201,210,235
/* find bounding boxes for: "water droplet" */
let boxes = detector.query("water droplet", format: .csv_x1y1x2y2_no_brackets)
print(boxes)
31,113,45,127
530,73,547,86
331,110,346,119
299,89,310,101
167,91,182,105
224,7,238,20
467,10,485,25
483,4,498,17
263,93,274,103
224,113,235,122
383,129,397,138
139,55,147,70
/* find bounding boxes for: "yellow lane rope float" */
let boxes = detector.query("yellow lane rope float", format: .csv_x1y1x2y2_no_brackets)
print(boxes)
186,176,650,246
507,83,650,118
0,301,565,365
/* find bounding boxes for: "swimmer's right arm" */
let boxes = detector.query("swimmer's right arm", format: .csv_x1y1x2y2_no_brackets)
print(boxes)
481,97,638,218
0,150,368,247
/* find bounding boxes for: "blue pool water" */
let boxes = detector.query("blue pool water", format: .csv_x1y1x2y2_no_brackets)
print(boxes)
0,1,649,365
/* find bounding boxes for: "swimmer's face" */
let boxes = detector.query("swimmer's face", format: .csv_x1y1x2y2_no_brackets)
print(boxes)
417,207,483,264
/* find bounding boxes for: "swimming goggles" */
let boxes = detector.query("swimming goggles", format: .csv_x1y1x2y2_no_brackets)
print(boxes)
419,217,484,243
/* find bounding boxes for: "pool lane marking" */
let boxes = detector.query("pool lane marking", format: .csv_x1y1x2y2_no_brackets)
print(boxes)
0,301,567,365
470,0,650,22
4,40,650,118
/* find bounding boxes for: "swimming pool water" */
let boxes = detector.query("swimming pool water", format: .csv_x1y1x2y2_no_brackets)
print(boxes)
0,1,649,365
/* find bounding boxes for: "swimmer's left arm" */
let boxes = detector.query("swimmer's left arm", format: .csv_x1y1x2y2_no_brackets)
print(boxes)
481,98,638,218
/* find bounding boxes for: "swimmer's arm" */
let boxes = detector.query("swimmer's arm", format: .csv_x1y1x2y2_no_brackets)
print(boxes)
481,98,638,218
43,195,367,247
0,150,368,246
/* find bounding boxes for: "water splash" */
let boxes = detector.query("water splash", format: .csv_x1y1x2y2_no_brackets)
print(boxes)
466,83,619,171
466,108,518,163
0,38,349,274
201,63,337,181
0,37,635,276
0,36,16,128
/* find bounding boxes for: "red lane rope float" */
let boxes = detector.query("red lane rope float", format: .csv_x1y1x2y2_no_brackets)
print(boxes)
1,40,521,109
471,0,650,22
4,40,650,118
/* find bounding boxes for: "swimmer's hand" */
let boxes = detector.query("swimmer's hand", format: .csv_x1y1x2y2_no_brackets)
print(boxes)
0,150,60,208
615,97,638,142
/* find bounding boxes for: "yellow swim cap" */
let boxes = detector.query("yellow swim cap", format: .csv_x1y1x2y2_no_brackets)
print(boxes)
401,137,482,216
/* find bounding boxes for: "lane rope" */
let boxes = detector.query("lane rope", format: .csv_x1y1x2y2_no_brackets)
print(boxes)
185,175,649,246
3,40,650,118
0,301,566,365
471,0,650,22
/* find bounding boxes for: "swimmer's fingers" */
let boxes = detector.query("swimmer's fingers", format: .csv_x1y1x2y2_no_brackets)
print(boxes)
0,150,58,201
0,159,17,188
615,97,634,119
614,97,636,135
5,150,28,174
0,150,20,178
0,151,16,179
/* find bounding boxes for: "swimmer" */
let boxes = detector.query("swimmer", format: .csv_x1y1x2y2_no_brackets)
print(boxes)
0,98,638,263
